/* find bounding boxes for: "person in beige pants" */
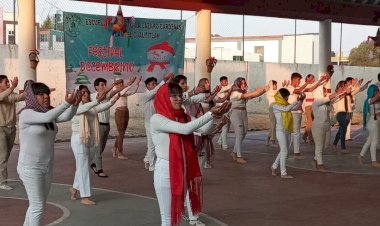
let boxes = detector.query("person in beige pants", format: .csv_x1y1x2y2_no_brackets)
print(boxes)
0,75,24,190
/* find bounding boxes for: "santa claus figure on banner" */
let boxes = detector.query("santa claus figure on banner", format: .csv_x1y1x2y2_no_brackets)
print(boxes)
139,41,177,83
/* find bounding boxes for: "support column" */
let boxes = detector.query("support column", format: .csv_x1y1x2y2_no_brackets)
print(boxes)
18,0,36,88
319,19,332,93
195,9,211,83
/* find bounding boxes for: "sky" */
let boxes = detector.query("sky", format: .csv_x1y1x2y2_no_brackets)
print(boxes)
1,0,378,56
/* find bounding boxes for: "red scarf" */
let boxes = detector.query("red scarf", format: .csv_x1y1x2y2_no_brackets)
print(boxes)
154,84,202,226
147,61,169,72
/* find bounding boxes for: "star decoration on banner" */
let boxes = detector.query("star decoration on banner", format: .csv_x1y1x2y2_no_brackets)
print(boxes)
368,28,380,49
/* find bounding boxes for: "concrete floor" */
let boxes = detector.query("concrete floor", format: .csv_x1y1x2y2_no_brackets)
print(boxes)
1,125,380,226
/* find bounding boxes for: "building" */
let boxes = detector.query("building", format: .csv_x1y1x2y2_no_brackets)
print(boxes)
185,33,321,64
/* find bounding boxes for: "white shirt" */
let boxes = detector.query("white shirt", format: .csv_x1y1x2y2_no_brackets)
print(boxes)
18,102,77,165
333,96,353,113
230,91,247,108
312,98,333,126
266,90,276,105
286,85,302,113
150,112,214,160
215,85,232,107
91,92,111,123
71,100,114,134
272,101,302,131
143,81,165,122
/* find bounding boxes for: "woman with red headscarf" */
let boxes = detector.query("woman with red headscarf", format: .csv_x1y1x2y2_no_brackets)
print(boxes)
151,82,230,226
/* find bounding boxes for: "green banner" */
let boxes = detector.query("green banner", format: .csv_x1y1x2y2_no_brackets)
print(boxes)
63,11,185,92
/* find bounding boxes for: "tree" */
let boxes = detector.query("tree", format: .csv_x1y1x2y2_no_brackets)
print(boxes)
349,41,380,67
41,15,53,30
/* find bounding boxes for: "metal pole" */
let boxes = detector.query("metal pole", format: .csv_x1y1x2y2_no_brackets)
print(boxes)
242,15,245,61
13,0,16,44
339,23,342,65
106,3,108,16
294,19,297,64
180,10,183,20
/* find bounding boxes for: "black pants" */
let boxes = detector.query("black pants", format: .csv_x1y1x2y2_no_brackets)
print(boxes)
333,112,350,149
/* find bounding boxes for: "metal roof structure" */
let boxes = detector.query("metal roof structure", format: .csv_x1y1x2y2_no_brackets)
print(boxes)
77,0,380,26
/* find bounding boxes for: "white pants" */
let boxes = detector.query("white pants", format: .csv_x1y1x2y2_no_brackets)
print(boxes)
290,112,302,154
267,104,277,141
346,120,352,140
360,116,380,161
154,158,199,226
230,109,248,157
272,130,289,176
144,122,156,167
71,134,92,198
17,162,53,226
217,120,230,149
312,123,330,165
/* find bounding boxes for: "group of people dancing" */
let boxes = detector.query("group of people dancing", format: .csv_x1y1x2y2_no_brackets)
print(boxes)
0,66,379,226
266,66,379,178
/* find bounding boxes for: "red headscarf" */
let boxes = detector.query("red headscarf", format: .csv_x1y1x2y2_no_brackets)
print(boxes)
154,83,202,226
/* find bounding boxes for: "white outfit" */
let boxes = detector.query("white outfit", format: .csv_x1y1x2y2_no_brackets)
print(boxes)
216,85,232,149
360,99,380,161
271,101,301,176
311,98,334,165
70,100,113,198
266,88,277,142
286,86,303,154
17,102,77,226
151,112,214,226
230,91,248,158
143,81,165,168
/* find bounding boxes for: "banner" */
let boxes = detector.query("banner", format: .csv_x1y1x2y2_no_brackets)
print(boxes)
63,11,185,92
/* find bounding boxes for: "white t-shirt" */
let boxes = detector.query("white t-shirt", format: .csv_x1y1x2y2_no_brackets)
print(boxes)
286,85,302,113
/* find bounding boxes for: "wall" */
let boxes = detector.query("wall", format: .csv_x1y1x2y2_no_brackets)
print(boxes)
0,45,377,117
281,34,318,64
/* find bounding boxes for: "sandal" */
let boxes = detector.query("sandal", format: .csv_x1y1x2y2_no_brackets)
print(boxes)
90,163,98,174
97,169,108,178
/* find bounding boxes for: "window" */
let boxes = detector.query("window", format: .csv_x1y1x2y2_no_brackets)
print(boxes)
40,34,48,42
56,35,63,42
254,46,264,62
8,31,14,35
254,46,264,55
233,56,244,61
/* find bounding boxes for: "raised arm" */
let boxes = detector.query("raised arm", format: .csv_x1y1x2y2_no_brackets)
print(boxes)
151,112,213,135
293,82,309,94
0,77,18,101
304,77,327,92
56,105,79,123
241,87,266,99
273,101,299,112
20,102,71,124
76,101,99,114
205,85,221,103
143,81,165,104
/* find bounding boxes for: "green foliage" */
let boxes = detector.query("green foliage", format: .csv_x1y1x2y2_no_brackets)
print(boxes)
41,15,53,30
349,41,380,67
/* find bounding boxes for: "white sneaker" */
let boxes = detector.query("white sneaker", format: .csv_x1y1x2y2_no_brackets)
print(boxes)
0,184,13,190
189,220,205,226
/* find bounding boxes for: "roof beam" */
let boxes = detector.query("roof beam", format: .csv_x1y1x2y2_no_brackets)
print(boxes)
77,0,380,26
